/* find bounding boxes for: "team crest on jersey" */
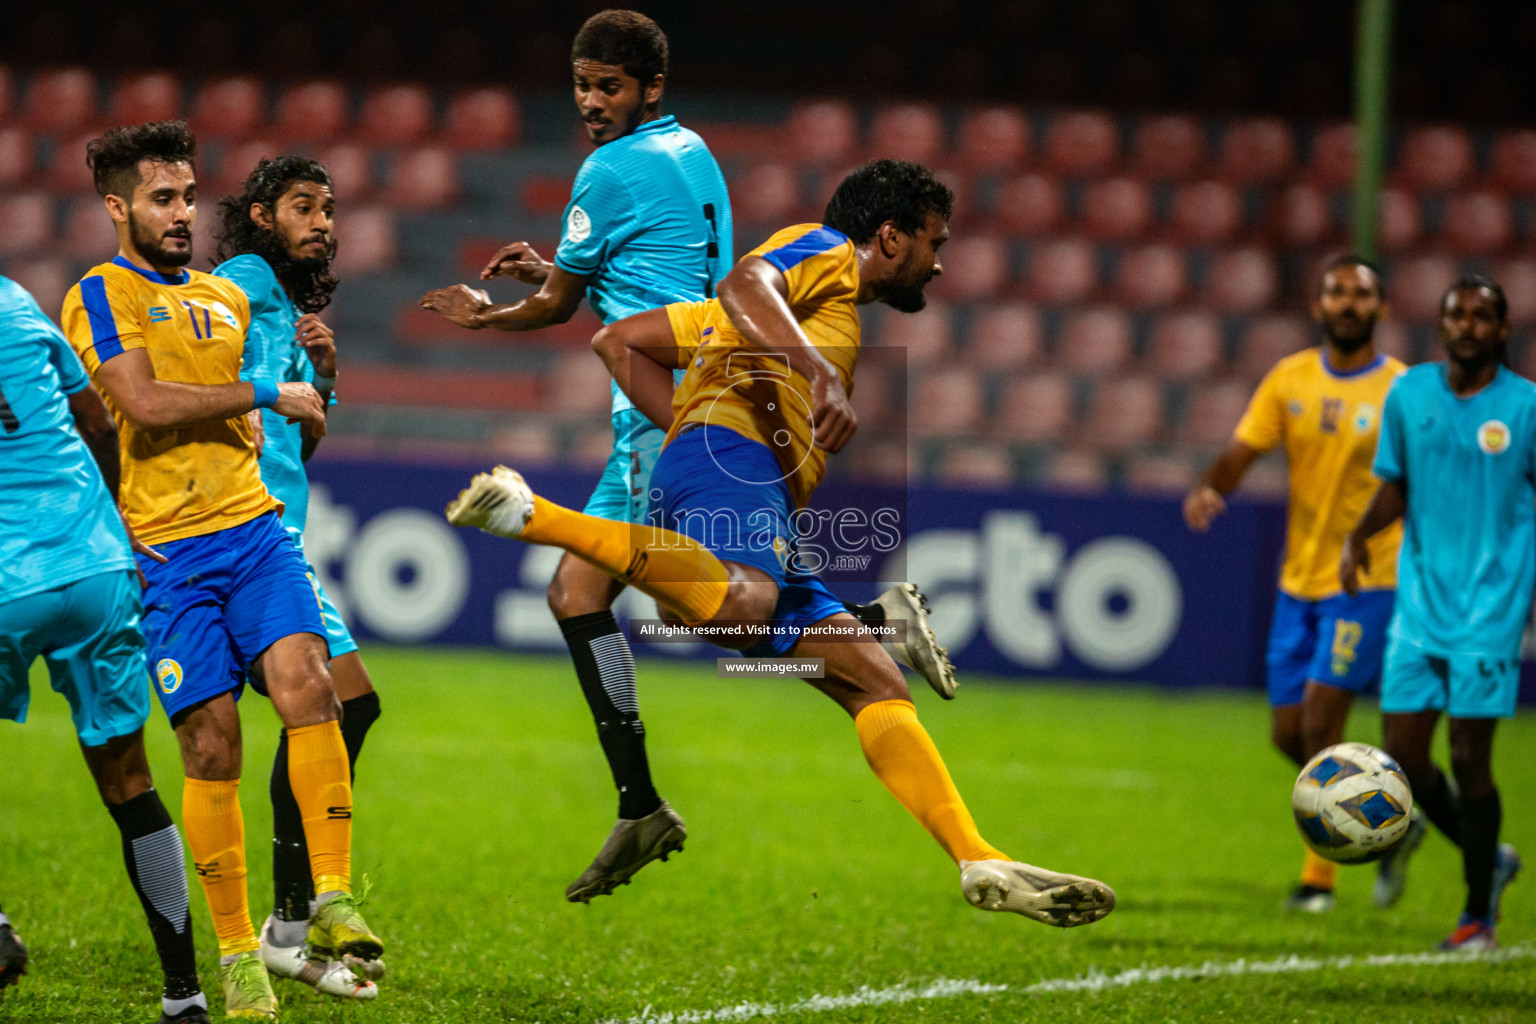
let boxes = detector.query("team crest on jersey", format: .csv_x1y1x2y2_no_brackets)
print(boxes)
1353,404,1377,432
567,205,592,243
1288,401,1304,417
156,659,183,694
1478,419,1511,454
211,301,241,333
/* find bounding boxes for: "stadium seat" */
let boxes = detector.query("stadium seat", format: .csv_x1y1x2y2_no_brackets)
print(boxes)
1042,448,1109,492
732,162,801,226
1023,239,1098,304
548,351,617,417
46,132,98,194
873,301,955,365
967,303,1044,370
1267,183,1332,247
934,442,1015,487
213,140,279,194
930,235,1007,301
1216,118,1295,183
1389,255,1459,321
1081,176,1153,240
954,106,1029,173
520,174,570,216
909,367,984,436
0,66,14,123
1080,376,1164,450
0,128,33,187
1126,454,1197,494
342,364,542,411
0,194,54,256
1488,130,1536,194
1496,258,1536,325
570,423,617,467
1372,319,1414,363
1168,180,1243,244
274,81,350,142
357,85,434,147
1204,248,1277,313
191,77,268,140
1442,191,1514,254
849,362,894,428
1397,125,1474,192
786,100,857,165
441,88,521,151
110,72,181,124
1113,244,1187,308
487,420,560,465
23,68,96,135
993,173,1064,236
330,207,397,273
1146,311,1224,379
1237,315,1310,379
1377,187,1422,252
385,147,458,209
1177,377,1253,447
61,196,116,261
869,103,944,164
995,372,1072,441
1058,307,1132,374
1307,123,1357,187
1042,110,1120,177
315,144,374,201
1130,115,1206,180
4,258,69,318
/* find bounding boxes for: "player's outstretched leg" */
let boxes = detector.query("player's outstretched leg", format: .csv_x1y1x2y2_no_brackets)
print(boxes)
0,905,26,990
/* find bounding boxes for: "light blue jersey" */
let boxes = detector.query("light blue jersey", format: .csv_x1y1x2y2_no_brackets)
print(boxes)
552,113,734,522
0,276,134,604
1374,363,1536,657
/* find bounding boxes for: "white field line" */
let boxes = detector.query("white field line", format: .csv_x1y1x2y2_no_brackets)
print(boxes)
600,944,1534,1024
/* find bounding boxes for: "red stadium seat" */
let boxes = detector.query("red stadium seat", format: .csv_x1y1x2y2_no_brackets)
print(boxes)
1268,183,1332,247
315,144,373,201
1496,258,1536,325
1147,311,1224,379
385,147,458,209
274,81,350,142
1204,248,1277,313
0,194,53,256
1114,244,1187,308
4,259,69,319
488,421,560,465
191,77,267,140
1059,307,1132,374
1489,131,1536,195
1169,180,1243,244
342,364,541,411
110,72,181,124
786,100,857,165
1024,239,1098,304
442,88,521,151
1081,376,1164,450
732,162,801,226
213,140,279,195
1177,377,1253,447
61,197,117,261
869,103,943,164
1081,176,1153,240
993,174,1064,236
1390,255,1459,321
930,235,1007,302
873,302,954,365
1397,125,1474,192
1378,187,1422,253
995,372,1073,441
1237,315,1310,379
330,207,397,273
910,367,984,436
1308,123,1357,187
1042,110,1120,177
549,351,618,416
1126,454,1197,494
46,132,98,194
849,361,895,428
1372,319,1413,363
23,69,96,135
1217,118,1295,183
0,128,33,187
934,443,1015,487
968,303,1044,370
520,174,570,216
1043,449,1109,492
357,85,433,147
0,66,14,124
1130,115,1206,180
1443,191,1513,255
955,106,1030,173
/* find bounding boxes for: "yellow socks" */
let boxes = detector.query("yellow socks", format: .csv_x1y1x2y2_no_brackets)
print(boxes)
181,777,258,957
854,699,1009,864
523,495,729,624
287,721,353,896
1301,847,1338,891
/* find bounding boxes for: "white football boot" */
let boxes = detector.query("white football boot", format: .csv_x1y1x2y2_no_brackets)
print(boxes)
873,583,957,699
446,465,534,537
959,860,1116,927
259,916,377,1001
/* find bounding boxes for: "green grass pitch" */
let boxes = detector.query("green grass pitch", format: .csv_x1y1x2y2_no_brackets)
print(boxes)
4,647,1534,1022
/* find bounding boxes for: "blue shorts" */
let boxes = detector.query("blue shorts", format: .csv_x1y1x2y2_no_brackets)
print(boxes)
0,569,150,746
583,409,666,524
649,425,847,658
287,528,358,659
1381,633,1520,719
137,512,326,720
1266,590,1394,706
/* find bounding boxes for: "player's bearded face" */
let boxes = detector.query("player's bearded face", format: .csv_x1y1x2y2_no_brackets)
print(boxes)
126,161,195,269
573,60,652,144
1315,266,1382,352
1440,287,1508,366
270,181,337,271
882,215,948,313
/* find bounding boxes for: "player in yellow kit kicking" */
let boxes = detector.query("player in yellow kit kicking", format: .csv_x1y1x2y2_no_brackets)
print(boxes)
60,121,382,1018
1184,256,1423,912
448,160,1115,928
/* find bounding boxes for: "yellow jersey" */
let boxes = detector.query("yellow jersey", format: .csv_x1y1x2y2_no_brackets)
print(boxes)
665,224,861,509
61,257,277,545
1234,348,1406,599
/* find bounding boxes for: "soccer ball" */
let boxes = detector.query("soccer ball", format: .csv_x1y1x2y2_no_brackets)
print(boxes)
1291,742,1414,863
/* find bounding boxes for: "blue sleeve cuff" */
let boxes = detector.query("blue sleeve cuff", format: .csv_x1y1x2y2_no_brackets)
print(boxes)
251,380,280,409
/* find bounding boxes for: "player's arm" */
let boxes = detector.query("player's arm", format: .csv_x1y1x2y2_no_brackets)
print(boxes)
94,349,326,435
65,383,166,567
1340,480,1405,596
592,308,684,431
419,262,589,332
717,256,855,453
1183,441,1263,532
296,313,335,460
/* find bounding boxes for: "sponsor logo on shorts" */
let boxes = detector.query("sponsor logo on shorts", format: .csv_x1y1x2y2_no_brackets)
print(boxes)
1478,419,1511,454
156,658,183,694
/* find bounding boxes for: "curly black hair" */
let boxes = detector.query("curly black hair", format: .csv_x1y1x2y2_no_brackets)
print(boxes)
1318,253,1387,299
571,9,668,83
1444,272,1509,322
86,120,197,200
823,160,954,245
212,156,338,313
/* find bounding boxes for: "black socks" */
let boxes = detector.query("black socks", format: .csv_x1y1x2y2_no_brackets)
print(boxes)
107,789,200,1000
1461,787,1503,921
560,611,662,820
